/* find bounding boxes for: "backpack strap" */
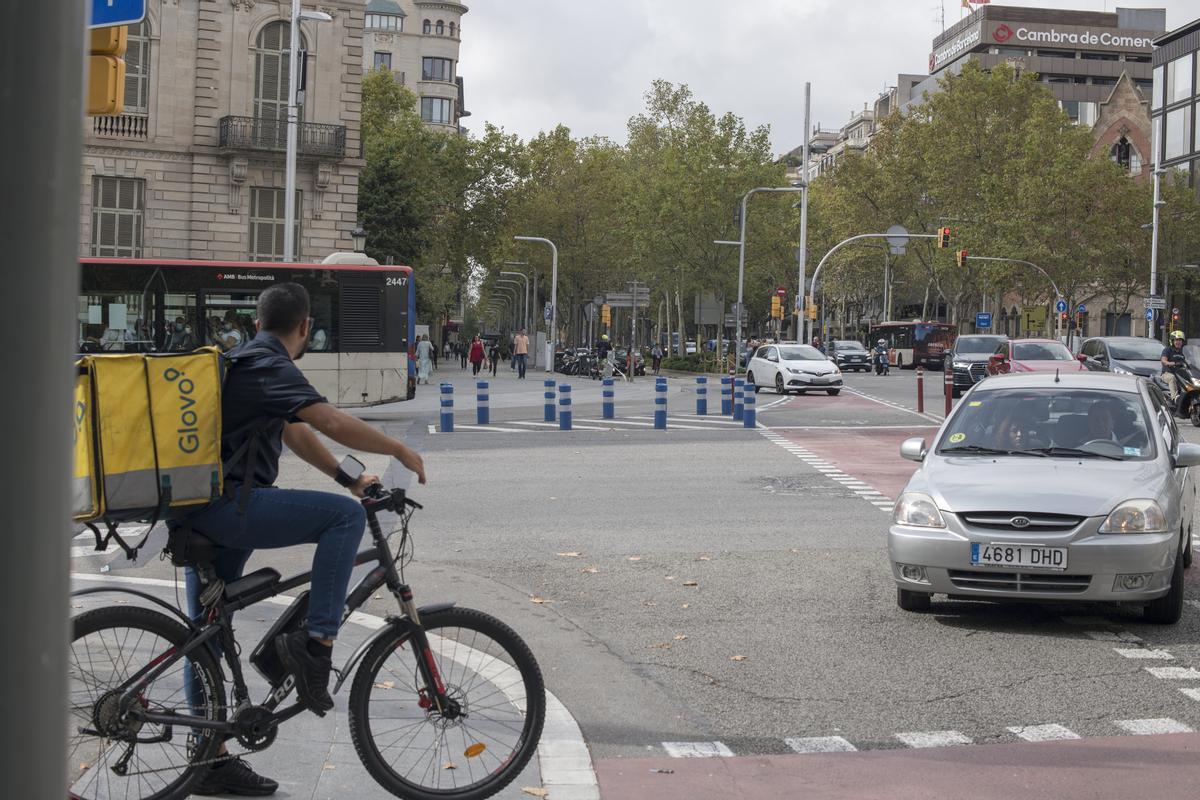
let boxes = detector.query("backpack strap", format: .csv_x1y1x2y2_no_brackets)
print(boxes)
220,339,288,515
88,519,157,562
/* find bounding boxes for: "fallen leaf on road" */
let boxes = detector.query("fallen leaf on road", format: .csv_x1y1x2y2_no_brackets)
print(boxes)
730,655,748,662
443,762,457,770
628,556,642,561
373,594,382,600
643,601,657,607
650,768,675,774
680,603,689,609
374,681,395,690
521,788,549,798
674,634,688,641
530,596,550,604
322,764,336,771
665,576,676,581
580,566,599,574
652,642,672,649
696,556,712,561
557,552,582,558
682,580,698,587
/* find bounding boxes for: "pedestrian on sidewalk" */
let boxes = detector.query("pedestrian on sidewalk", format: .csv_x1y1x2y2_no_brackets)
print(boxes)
651,342,663,375
416,334,434,385
459,342,468,370
489,341,501,377
512,328,529,379
430,340,439,370
469,335,485,376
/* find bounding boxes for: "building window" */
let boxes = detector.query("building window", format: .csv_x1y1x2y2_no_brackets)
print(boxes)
1092,76,1117,87
435,20,444,36
420,97,453,125
365,13,402,31
254,21,305,142
1153,64,1165,110
91,177,144,258
1167,55,1194,106
1060,100,1098,126
249,188,301,262
1165,106,1193,161
1111,136,1143,176
1081,51,1119,61
1044,74,1073,85
1126,54,1152,63
449,22,457,37
422,19,431,34
124,20,150,115
994,47,1027,57
373,51,392,70
422,57,453,82
1037,49,1076,59
1135,78,1155,95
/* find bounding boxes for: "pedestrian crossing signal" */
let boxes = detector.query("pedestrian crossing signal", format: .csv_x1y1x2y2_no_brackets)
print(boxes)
87,26,127,116
601,304,611,326
938,227,952,248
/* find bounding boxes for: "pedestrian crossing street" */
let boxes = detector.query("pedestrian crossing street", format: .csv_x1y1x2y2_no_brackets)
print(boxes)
428,414,759,434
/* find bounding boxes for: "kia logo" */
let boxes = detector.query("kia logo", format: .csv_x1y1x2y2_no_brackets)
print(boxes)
994,24,1015,43
1010,516,1031,528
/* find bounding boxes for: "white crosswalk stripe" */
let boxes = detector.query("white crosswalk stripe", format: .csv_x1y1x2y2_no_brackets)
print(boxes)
784,736,857,754
1114,718,1194,735
894,730,972,749
1007,724,1081,742
661,741,733,758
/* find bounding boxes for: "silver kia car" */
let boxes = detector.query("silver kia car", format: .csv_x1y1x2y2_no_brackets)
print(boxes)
888,372,1199,624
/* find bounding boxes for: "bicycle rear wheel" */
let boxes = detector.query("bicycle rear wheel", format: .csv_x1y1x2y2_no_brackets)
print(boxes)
348,607,545,800
68,605,226,800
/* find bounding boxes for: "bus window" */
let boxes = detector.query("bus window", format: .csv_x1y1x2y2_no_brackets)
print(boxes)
77,292,152,352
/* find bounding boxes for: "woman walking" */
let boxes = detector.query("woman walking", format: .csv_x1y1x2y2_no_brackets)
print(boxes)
416,334,434,385
469,335,485,376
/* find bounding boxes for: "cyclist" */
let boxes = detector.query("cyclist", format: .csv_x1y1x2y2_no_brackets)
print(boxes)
1161,330,1188,402
181,282,426,796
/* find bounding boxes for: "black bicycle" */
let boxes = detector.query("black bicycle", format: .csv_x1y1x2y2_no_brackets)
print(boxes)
68,484,545,800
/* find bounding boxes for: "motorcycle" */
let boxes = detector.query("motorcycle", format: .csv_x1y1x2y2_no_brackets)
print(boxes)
1153,356,1200,427
874,350,890,376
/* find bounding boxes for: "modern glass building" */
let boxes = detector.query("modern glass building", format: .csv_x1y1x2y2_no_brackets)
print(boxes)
1152,17,1200,192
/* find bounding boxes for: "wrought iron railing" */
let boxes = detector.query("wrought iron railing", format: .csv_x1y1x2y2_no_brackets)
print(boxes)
92,114,149,139
218,115,346,159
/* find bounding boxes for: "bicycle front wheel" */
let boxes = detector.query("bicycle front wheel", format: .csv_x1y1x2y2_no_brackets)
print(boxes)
68,605,226,800
348,607,545,800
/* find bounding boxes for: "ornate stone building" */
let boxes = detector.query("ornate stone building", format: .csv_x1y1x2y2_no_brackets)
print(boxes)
1091,72,1153,180
80,0,367,262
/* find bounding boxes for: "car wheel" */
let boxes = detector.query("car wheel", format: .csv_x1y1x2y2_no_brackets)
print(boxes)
826,389,840,396
1144,553,1184,624
775,373,785,395
1185,526,1194,569
896,587,931,612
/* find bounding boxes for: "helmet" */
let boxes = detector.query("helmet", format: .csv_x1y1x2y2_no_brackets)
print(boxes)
1172,330,1185,342
601,334,609,341
877,339,886,345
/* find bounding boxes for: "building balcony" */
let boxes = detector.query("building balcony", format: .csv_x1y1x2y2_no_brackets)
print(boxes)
218,116,346,159
92,114,149,139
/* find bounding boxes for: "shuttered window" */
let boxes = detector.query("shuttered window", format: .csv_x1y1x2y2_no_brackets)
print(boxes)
339,283,385,350
91,176,144,257
249,187,300,262
253,22,305,148
124,20,150,115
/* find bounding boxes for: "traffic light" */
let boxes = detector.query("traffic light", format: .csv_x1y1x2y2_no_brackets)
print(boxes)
87,26,127,116
955,249,968,268
601,304,611,326
937,226,952,249
1060,311,1069,323
806,304,818,321
770,296,782,319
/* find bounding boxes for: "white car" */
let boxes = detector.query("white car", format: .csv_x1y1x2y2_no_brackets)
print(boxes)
746,343,842,395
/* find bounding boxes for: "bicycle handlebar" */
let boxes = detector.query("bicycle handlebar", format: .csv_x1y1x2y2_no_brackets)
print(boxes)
361,484,423,514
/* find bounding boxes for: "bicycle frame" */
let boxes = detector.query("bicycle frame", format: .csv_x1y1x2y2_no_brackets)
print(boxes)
73,489,455,741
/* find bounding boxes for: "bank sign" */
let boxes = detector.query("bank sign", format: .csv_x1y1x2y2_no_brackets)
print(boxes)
930,18,1154,72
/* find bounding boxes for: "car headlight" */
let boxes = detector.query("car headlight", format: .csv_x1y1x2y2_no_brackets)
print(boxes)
788,368,806,375
1110,364,1132,375
953,361,970,369
894,493,946,528
1099,499,1167,534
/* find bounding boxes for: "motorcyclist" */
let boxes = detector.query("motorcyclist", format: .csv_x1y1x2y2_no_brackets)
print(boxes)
1161,330,1189,402
873,338,890,375
597,334,613,377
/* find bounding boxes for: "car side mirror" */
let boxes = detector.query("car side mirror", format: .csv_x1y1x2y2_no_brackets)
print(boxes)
900,437,927,462
1076,354,1087,363
989,353,1005,363
1175,443,1200,469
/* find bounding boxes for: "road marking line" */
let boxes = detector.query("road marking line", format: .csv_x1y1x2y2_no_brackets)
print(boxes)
1179,688,1200,702
844,387,944,423
784,736,857,754
895,730,972,749
1084,631,1143,643
508,421,609,431
1144,667,1200,679
1114,718,1194,735
765,425,941,430
427,424,436,434
661,741,734,758
1007,724,1081,742
1114,648,1174,660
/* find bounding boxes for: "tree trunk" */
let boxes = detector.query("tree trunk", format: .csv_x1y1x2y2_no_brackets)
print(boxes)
675,287,686,357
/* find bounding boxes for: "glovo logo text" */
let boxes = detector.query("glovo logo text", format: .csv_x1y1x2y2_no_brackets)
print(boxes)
163,366,201,454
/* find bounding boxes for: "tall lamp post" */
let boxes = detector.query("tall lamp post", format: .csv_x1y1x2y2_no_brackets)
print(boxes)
496,277,526,332
500,270,530,334
283,0,333,262
515,236,558,372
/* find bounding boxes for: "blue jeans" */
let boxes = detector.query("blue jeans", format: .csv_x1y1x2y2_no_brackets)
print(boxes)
513,353,527,378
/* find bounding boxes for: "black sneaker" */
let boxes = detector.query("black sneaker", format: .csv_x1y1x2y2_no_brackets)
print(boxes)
192,756,279,796
274,630,335,715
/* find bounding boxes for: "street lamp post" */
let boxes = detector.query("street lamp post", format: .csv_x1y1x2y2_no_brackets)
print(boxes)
515,236,558,372
493,285,520,331
500,269,530,335
496,277,526,333
351,220,367,253
962,256,1061,339
796,81,812,343
283,0,332,262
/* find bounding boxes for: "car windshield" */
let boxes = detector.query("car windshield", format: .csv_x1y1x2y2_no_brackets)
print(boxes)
1107,339,1166,361
835,341,866,351
937,388,1153,461
956,337,1002,354
779,346,826,361
1013,342,1073,361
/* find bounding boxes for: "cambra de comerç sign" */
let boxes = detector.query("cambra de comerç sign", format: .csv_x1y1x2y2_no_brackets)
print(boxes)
930,19,1153,72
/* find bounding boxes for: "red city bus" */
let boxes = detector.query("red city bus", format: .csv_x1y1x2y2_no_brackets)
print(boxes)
868,321,957,369
78,257,416,404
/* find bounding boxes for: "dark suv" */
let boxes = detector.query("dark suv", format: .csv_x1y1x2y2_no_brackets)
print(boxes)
944,334,1008,398
830,340,871,372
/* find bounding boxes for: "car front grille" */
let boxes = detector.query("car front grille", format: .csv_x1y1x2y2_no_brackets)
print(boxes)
948,570,1092,594
968,363,988,382
959,512,1084,532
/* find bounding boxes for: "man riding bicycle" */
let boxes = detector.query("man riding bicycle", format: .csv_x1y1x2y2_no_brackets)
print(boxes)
180,282,426,795
1161,330,1189,403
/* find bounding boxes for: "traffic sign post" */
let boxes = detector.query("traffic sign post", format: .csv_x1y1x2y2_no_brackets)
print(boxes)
90,0,145,28
1055,299,1067,314
1145,296,1166,310
975,312,992,329
1146,308,1156,322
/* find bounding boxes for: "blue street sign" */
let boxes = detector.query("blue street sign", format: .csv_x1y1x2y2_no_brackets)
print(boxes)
1077,304,1086,313
543,304,552,321
1055,299,1067,313
90,0,146,28
975,312,993,329
1146,308,1156,321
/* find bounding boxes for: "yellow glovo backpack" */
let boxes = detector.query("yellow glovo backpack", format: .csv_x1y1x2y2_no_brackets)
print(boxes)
74,347,225,559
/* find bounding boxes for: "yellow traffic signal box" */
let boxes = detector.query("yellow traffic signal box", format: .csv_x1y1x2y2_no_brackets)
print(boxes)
88,26,127,116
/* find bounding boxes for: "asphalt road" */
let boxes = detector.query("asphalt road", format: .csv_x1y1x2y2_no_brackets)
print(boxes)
70,364,1200,798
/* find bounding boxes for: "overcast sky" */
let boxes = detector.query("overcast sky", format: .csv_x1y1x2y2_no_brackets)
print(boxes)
458,0,1199,156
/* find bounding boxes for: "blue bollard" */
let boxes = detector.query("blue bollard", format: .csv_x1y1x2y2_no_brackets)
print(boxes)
602,377,615,419
743,382,756,428
720,376,732,416
733,378,745,422
559,384,572,430
654,380,668,429
439,382,454,433
476,380,489,425
696,376,708,416
544,379,556,422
